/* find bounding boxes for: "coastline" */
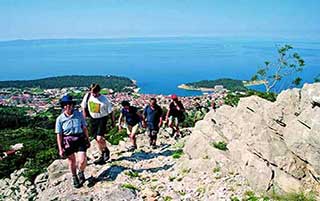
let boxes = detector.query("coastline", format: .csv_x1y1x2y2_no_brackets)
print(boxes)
178,80,266,92
242,80,266,87
177,84,216,92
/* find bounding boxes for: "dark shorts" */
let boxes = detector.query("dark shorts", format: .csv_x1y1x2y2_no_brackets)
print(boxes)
147,128,159,137
90,116,108,139
63,135,87,157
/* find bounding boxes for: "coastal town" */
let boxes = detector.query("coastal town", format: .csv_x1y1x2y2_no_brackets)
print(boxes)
0,86,227,116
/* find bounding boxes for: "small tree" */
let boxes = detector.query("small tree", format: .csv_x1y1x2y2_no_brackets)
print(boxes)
251,45,305,93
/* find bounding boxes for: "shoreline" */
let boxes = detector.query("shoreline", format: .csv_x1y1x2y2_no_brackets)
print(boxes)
177,84,216,92
242,80,266,87
178,80,266,92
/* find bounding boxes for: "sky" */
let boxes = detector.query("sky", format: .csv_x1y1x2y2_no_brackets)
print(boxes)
0,0,319,40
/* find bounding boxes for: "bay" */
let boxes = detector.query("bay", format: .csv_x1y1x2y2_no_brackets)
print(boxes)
0,37,319,96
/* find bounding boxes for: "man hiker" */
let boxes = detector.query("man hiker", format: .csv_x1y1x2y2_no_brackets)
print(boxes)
118,100,142,151
143,98,163,149
81,84,114,165
165,94,185,139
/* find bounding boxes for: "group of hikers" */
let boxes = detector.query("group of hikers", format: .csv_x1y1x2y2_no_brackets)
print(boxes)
55,83,186,188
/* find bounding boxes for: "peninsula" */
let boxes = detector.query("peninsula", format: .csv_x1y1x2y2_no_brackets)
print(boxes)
0,75,137,92
178,78,266,92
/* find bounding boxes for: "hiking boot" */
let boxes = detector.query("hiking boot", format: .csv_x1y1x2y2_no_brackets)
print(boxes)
72,175,82,188
103,148,110,161
93,155,106,165
152,144,157,149
127,145,137,152
169,129,175,137
78,171,85,185
174,135,180,140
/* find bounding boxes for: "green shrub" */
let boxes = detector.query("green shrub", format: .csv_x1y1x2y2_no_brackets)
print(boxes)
223,90,277,107
213,166,221,173
124,170,139,178
211,141,228,151
243,191,259,201
121,183,139,191
0,128,58,181
269,191,316,201
106,127,128,145
172,149,184,159
164,196,173,201
230,196,240,201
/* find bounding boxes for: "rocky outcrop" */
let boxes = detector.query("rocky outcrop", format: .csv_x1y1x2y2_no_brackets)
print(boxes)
1,83,319,200
0,169,37,200
184,83,320,195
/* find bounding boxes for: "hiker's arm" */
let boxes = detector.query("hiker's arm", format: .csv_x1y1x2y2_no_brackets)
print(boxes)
118,113,123,130
56,134,64,157
165,108,170,122
82,127,90,148
159,116,163,127
141,109,147,128
110,111,115,127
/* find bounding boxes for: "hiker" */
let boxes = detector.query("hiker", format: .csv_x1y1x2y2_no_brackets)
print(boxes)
81,84,114,165
165,94,185,139
211,98,217,112
143,98,163,149
118,100,142,151
55,95,90,188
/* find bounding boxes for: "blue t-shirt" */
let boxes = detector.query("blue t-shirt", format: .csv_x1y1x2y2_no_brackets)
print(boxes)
55,110,87,136
143,105,163,130
121,106,141,126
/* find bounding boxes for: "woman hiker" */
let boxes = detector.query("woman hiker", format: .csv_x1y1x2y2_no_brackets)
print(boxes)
55,95,90,188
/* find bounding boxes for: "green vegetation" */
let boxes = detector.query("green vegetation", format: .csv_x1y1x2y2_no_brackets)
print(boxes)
0,128,58,181
238,190,316,201
124,170,139,178
172,149,184,159
0,75,136,92
269,191,316,201
211,141,228,151
224,90,277,107
230,196,240,201
196,187,206,194
163,196,173,201
105,127,128,145
251,44,305,93
121,183,139,191
185,78,247,91
0,106,129,182
213,166,221,173
168,176,176,182
0,106,30,129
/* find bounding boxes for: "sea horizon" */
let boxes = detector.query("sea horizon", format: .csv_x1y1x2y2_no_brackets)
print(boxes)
1,37,319,96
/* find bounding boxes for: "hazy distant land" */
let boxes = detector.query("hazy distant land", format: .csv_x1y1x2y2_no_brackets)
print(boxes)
178,78,266,92
0,75,137,92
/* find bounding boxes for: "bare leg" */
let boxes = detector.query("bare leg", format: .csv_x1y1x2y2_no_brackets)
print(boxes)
77,151,87,172
96,136,107,153
67,153,77,175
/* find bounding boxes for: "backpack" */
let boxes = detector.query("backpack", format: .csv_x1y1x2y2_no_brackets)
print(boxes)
84,93,92,118
178,112,186,122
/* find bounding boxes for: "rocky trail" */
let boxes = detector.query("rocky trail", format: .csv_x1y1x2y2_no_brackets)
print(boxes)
1,83,320,201
1,127,253,201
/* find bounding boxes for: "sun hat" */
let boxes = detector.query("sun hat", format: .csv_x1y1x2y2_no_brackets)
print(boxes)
60,95,76,106
171,94,178,100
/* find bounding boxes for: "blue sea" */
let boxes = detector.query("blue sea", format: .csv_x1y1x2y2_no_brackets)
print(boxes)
0,37,319,96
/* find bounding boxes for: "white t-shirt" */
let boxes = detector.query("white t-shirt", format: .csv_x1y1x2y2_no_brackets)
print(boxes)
81,93,113,119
